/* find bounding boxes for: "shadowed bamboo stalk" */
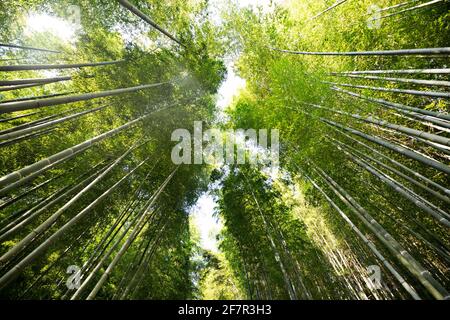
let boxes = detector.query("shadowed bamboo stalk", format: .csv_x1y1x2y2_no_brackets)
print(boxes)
0,146,138,263
0,81,169,113
270,46,450,56
117,0,184,47
0,76,72,86
0,111,153,189
0,60,124,72
1,92,74,104
325,81,450,99
330,73,450,88
370,0,445,21
243,171,298,300
0,127,55,148
296,166,421,300
0,162,109,240
330,136,450,205
328,125,450,196
334,68,450,75
311,0,348,20
330,139,450,226
0,158,147,290
0,175,60,211
310,163,449,300
0,104,110,141
0,42,61,53
332,87,450,126
306,103,450,146
321,118,450,174
0,112,39,123
85,166,179,300
0,83,43,92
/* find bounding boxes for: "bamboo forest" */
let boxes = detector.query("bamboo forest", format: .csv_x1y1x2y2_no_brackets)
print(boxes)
0,0,449,302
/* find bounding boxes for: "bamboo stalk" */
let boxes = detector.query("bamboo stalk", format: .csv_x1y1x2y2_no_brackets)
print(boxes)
84,166,178,299
326,81,450,99
370,0,445,21
118,0,184,47
306,103,450,146
322,118,450,174
271,47,450,56
332,87,450,126
310,163,449,300
334,68,450,75
0,43,61,54
0,60,125,72
330,73,450,88
296,167,421,300
0,104,110,141
0,81,169,113
0,158,148,290
311,0,349,20
0,76,72,86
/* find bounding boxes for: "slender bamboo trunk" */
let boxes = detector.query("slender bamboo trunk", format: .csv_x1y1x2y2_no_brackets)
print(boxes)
311,0,348,20
327,123,449,196
85,166,178,300
335,68,450,75
310,163,449,300
330,74,450,88
326,81,450,99
321,118,450,174
332,87,450,124
0,104,110,141
0,60,124,72
118,0,184,47
0,81,169,113
0,43,61,53
0,112,39,123
0,76,72,86
331,140,450,226
1,92,74,104
370,0,445,21
330,137,449,204
271,47,450,56
307,103,450,146
0,158,147,289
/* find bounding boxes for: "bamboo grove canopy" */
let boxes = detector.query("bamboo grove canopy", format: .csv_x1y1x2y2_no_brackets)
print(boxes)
0,0,449,300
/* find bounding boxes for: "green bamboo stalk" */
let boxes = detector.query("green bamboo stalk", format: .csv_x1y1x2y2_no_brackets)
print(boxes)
271,47,450,56
0,60,124,72
0,81,169,113
326,81,450,99
330,73,450,88
0,43,61,54
117,0,184,47
0,104,110,141
321,118,450,174
307,103,450,146
85,166,178,300
311,163,449,300
0,158,147,289
296,166,421,300
332,87,450,124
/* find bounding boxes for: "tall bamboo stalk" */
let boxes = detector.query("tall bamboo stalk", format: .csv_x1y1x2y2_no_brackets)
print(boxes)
271,47,450,56
326,81,450,99
0,60,125,72
0,76,72,86
311,0,349,20
310,163,449,300
84,166,178,299
0,104,110,141
117,0,184,47
330,74,450,88
0,81,169,113
0,43,61,53
0,158,147,289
